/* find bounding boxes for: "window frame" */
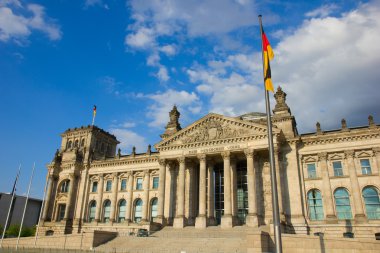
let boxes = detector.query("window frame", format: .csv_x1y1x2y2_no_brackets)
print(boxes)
307,189,324,221
136,178,143,190
360,159,372,175
332,161,344,177
334,188,353,220
105,180,112,192
152,177,159,189
306,163,317,179
120,179,127,191
91,181,98,193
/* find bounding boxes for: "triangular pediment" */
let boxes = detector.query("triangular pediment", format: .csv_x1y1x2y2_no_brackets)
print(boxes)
155,113,279,149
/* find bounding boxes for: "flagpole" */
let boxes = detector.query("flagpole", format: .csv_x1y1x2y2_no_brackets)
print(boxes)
92,105,96,126
258,15,283,253
34,174,49,246
0,165,21,248
16,162,35,250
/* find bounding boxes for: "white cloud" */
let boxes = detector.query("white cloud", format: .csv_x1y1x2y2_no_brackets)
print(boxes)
110,128,147,154
140,89,201,128
159,44,176,56
125,27,156,49
273,1,380,131
305,4,339,18
0,1,61,42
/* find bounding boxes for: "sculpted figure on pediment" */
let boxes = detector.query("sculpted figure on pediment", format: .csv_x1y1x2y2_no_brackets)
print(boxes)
182,119,250,144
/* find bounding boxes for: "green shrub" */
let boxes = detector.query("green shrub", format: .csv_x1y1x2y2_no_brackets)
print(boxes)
5,224,36,237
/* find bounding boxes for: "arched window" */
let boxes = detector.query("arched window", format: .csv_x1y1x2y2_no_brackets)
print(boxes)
103,200,111,222
334,188,352,219
118,199,126,222
150,198,158,221
307,189,324,220
74,140,79,148
362,186,380,220
81,138,85,147
67,140,73,149
88,201,96,222
134,199,143,223
60,180,70,193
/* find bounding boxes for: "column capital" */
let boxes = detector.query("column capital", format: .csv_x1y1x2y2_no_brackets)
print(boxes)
98,173,105,179
197,154,206,162
177,156,186,164
221,151,230,160
144,170,150,176
158,159,167,166
244,149,254,158
318,152,328,161
126,171,133,178
112,172,118,178
344,150,355,159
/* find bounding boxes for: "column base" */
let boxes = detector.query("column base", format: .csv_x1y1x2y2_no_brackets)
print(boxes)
173,216,185,228
195,216,207,228
221,215,233,228
154,216,166,225
246,214,259,227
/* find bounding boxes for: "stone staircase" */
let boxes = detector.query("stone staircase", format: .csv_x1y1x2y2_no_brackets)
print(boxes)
96,226,251,253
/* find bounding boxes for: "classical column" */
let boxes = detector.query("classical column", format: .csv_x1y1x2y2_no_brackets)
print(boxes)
157,159,166,224
125,172,134,222
64,174,76,221
42,175,54,221
174,157,186,228
245,149,258,227
185,162,195,225
345,150,366,221
195,154,207,228
274,148,285,221
319,152,337,222
95,174,104,222
109,172,119,223
207,160,216,225
373,148,380,175
231,157,238,225
221,151,233,228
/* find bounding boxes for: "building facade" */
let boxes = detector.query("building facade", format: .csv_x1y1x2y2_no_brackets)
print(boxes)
39,87,380,239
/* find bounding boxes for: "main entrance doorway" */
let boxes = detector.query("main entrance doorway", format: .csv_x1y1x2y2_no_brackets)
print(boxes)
213,162,248,225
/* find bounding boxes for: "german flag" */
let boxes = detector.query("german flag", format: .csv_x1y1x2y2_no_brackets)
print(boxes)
262,29,274,92
93,105,97,116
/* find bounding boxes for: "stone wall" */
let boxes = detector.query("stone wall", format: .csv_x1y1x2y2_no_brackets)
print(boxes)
247,231,380,253
0,230,117,250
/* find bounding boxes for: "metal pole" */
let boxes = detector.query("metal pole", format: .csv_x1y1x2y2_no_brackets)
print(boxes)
16,162,35,250
258,15,283,253
34,174,50,246
0,165,21,248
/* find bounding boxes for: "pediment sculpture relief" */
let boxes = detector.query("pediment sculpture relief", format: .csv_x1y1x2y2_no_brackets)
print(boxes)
182,119,251,144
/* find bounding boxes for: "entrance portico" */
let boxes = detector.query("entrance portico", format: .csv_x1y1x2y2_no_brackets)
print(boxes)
155,112,282,228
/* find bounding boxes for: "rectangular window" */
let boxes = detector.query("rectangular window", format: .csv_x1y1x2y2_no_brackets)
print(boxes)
360,159,372,175
120,179,127,191
152,177,159,189
136,178,143,190
57,204,66,221
307,163,317,179
333,161,344,177
92,181,98,192
106,180,112,191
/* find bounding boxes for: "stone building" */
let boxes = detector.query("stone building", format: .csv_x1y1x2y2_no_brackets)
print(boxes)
39,87,380,239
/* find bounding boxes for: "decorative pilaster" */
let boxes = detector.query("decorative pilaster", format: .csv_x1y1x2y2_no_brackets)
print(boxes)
195,154,207,228
345,150,366,222
221,151,233,228
109,172,118,223
142,170,150,222
95,174,104,222
318,153,337,222
125,172,133,222
42,175,54,221
64,174,76,221
157,159,166,224
245,149,258,227
174,157,186,228
185,162,195,225
274,148,285,222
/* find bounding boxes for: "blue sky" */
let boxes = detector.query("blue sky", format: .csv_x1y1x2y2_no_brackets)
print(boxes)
1,0,379,198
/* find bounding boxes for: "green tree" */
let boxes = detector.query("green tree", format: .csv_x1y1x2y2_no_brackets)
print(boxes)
5,224,20,237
